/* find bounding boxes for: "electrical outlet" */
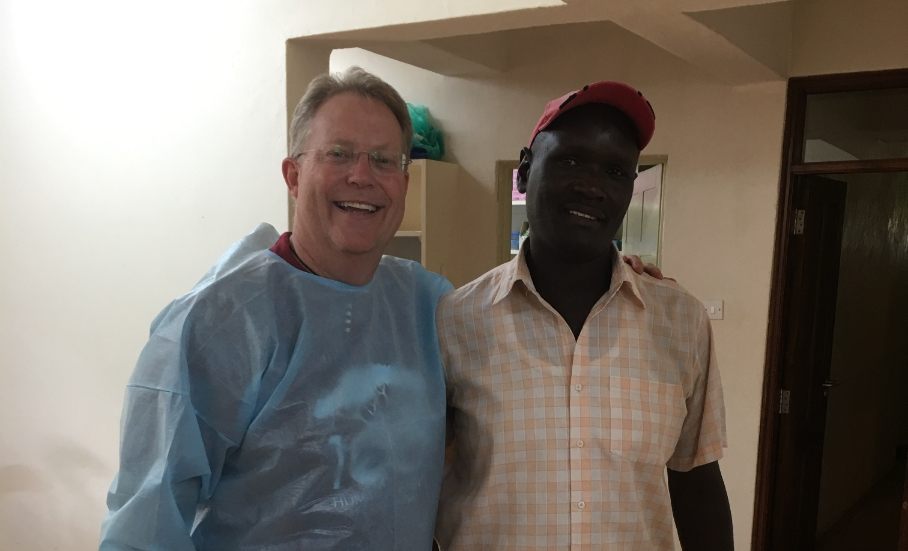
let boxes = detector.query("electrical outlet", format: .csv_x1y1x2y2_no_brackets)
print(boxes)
703,300,724,320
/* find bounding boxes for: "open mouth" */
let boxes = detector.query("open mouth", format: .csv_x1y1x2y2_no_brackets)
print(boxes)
335,201,380,213
568,209,599,221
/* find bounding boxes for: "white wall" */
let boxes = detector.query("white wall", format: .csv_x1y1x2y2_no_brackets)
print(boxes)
0,0,297,547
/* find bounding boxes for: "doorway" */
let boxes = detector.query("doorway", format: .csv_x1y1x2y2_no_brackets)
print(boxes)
619,161,666,267
753,69,908,551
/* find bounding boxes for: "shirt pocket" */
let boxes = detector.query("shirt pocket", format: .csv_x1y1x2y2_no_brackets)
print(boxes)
607,375,686,465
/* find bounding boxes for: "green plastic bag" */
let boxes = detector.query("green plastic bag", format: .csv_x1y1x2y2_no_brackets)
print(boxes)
407,103,445,160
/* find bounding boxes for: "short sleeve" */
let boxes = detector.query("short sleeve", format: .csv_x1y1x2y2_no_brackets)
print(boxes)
666,311,727,471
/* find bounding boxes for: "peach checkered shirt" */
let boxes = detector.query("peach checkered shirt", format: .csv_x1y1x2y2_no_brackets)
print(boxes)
436,248,726,550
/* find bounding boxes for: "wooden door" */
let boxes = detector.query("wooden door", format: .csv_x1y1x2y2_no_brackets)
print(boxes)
767,175,847,550
900,457,908,551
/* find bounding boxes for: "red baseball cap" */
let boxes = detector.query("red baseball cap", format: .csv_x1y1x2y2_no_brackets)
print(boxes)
528,81,656,149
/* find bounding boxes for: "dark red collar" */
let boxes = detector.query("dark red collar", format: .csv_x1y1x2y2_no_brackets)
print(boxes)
269,232,315,274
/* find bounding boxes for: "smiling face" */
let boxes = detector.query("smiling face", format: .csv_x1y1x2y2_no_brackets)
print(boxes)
518,104,640,263
283,92,408,280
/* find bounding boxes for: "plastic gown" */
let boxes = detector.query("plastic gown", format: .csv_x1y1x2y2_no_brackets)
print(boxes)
100,224,453,550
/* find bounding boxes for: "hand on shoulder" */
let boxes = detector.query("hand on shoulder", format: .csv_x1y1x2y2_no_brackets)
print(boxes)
622,255,675,281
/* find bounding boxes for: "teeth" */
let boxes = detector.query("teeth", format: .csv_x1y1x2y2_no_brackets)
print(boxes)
338,201,378,213
569,210,596,220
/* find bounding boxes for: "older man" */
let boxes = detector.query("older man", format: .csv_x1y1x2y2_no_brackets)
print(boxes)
437,82,733,550
100,67,451,550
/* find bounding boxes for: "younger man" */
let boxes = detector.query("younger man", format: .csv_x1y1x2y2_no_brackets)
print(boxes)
437,82,733,550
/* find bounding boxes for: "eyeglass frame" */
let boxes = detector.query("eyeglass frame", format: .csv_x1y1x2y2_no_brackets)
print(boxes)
292,144,411,175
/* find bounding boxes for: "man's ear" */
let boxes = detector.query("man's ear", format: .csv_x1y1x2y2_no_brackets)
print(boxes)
516,147,532,194
282,157,300,198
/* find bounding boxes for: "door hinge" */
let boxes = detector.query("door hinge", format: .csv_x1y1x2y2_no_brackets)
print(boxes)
793,209,806,235
779,389,791,414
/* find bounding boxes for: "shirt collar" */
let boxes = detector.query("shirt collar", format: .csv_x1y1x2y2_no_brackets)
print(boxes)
492,243,647,310
491,244,532,306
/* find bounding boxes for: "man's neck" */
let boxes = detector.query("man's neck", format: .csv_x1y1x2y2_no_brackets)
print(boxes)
525,238,615,339
289,233,380,286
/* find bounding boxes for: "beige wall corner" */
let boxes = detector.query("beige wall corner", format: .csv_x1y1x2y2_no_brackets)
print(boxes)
791,0,908,76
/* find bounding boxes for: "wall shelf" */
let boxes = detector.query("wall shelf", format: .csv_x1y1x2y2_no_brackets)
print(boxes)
385,159,460,282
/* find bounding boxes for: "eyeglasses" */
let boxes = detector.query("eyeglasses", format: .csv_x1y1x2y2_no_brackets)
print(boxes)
294,145,410,175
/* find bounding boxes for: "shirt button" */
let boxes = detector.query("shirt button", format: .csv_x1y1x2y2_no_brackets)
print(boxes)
577,440,584,448
577,501,586,510
574,384,583,392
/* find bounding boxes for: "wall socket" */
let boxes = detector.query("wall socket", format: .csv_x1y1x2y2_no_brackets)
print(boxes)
703,299,724,320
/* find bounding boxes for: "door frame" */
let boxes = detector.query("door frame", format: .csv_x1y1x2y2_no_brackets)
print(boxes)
752,67,908,550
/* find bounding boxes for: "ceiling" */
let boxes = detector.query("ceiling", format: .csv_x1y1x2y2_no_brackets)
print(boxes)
293,0,796,85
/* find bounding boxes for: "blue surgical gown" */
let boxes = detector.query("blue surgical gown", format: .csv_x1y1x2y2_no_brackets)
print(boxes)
100,224,453,550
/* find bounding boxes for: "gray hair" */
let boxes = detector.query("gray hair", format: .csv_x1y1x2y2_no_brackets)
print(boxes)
287,66,412,158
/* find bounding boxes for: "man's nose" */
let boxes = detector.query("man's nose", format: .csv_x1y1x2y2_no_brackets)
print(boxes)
348,152,374,184
572,181,607,200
